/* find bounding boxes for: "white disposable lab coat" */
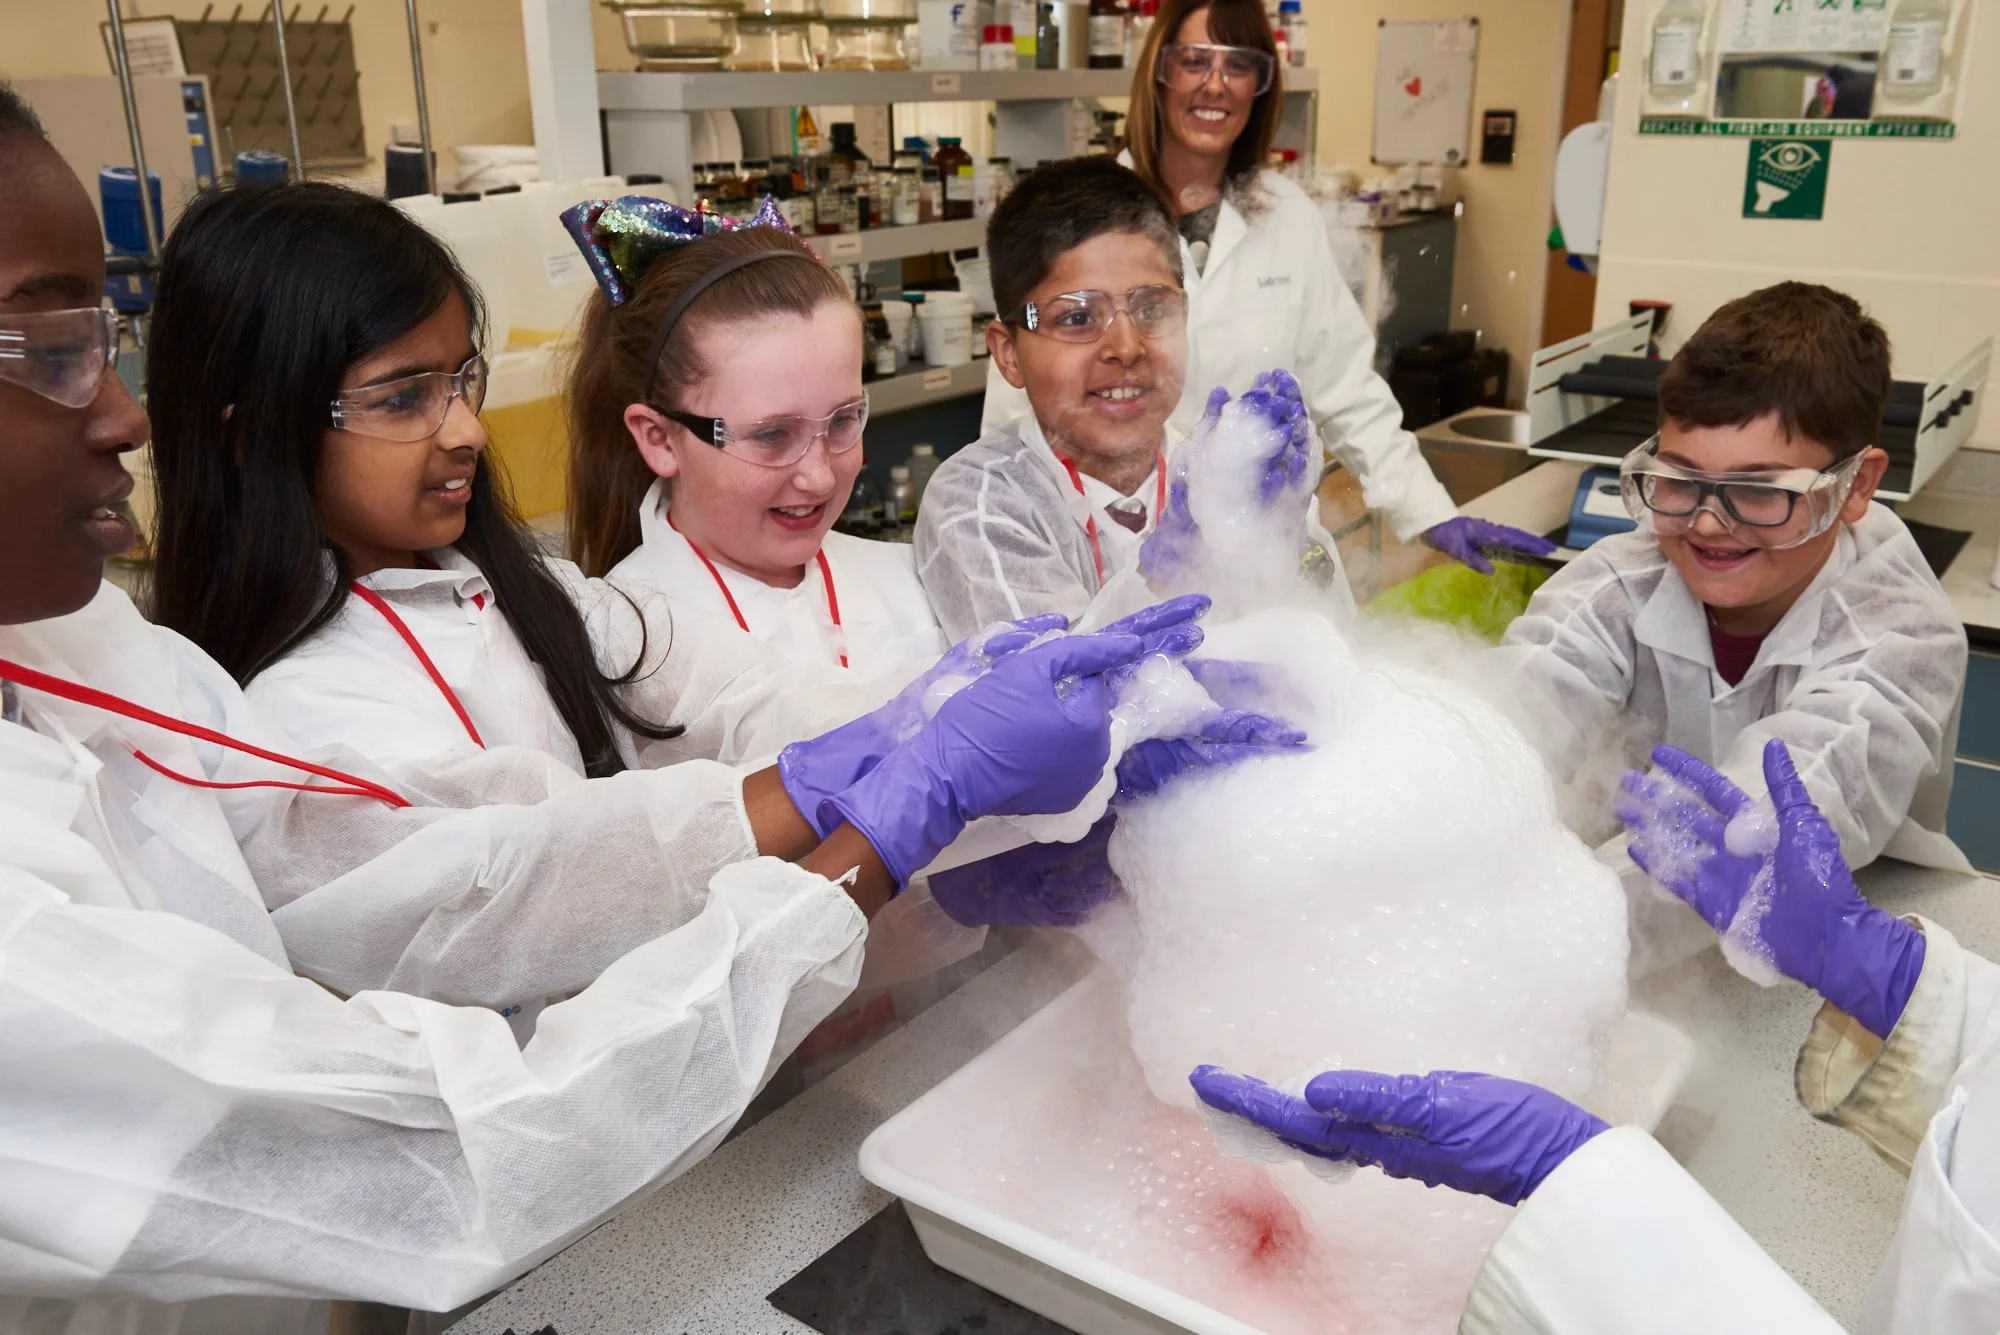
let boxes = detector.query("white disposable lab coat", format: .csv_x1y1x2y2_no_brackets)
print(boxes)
1493,504,1968,875
1457,916,2000,1333
914,415,1165,640
247,547,893,777
609,482,982,1005
0,582,867,1332
610,479,949,673
981,164,1459,543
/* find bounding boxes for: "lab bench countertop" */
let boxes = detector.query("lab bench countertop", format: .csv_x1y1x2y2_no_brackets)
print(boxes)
449,863,1997,1335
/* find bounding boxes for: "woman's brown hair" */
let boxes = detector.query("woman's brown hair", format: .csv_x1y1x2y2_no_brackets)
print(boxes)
1124,0,1283,213
565,227,854,577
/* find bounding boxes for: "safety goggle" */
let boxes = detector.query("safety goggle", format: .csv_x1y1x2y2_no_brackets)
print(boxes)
1618,435,1867,550
1004,286,1189,344
329,354,489,442
0,306,119,409
665,396,869,470
1158,43,1276,95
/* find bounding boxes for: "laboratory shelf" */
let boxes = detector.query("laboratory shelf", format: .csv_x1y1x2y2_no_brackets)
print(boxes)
866,357,987,415
599,65,1315,112
803,217,985,265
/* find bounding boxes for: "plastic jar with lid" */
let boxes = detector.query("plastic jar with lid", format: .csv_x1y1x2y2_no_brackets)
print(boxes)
933,137,974,220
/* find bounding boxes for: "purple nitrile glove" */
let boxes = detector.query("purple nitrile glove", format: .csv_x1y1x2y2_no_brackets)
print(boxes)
820,626,1163,888
778,612,1072,838
1239,368,1315,507
1421,516,1559,576
928,814,1122,928
1189,1066,1607,1207
1621,739,1927,1039
1115,709,1308,800
1138,474,1201,586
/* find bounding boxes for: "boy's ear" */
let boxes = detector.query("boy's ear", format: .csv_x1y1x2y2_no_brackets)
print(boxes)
1842,446,1889,521
987,319,1028,390
623,403,681,480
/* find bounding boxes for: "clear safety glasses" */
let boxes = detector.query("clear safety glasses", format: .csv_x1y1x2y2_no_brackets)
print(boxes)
329,354,489,442
666,396,870,469
1618,436,1868,550
0,306,119,409
1158,42,1276,95
1005,286,1189,344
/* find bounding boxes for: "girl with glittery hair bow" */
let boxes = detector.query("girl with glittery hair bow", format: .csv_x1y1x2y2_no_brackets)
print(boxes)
562,196,994,1074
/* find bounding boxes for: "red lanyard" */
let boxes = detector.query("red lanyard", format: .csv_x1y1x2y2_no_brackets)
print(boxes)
349,582,486,748
667,511,848,668
1057,452,1168,585
0,656,410,808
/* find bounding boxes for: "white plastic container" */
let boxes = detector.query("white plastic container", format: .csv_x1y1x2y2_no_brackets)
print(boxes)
881,299,914,368
917,0,979,68
489,180,616,345
950,253,995,315
861,971,1695,1335
917,290,975,365
393,193,512,356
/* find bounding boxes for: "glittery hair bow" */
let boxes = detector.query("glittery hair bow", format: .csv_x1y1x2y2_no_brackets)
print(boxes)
560,194,792,307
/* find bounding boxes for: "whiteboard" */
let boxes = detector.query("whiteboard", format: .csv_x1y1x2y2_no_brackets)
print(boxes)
1371,18,1480,167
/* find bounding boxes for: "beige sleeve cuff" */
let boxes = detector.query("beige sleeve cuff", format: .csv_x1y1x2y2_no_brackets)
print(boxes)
1794,915,1968,1175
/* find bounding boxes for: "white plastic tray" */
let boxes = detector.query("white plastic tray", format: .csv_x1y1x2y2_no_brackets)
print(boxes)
860,969,1694,1335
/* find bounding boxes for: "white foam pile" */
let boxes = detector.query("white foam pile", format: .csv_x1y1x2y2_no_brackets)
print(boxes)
1019,380,1630,1330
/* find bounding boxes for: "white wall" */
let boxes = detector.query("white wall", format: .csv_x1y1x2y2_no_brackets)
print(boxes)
1299,0,1574,403
1595,0,1999,447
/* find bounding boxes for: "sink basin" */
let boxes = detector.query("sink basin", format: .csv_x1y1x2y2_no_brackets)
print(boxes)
1436,410,1530,445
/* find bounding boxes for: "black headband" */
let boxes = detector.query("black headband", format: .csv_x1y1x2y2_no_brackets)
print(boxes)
642,249,822,407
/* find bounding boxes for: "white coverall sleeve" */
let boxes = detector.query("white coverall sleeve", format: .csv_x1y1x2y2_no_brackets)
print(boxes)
244,747,774,1006
913,472,1094,641
1796,917,2000,1173
1709,598,1967,869
0,853,863,1312
1487,551,1637,782
1293,221,1458,542
1458,1127,1846,1334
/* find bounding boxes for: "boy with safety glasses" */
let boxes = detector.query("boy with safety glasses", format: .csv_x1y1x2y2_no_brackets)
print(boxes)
1495,281,1968,968
915,156,1201,637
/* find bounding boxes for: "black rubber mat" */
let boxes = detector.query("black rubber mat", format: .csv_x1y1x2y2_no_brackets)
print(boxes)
1900,516,1973,578
768,1203,1078,1335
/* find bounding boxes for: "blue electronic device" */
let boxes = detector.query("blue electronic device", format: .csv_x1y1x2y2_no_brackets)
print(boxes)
1565,466,1639,549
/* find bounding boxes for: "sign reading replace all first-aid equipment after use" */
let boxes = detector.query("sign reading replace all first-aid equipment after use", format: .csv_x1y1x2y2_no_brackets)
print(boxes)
1742,137,1832,219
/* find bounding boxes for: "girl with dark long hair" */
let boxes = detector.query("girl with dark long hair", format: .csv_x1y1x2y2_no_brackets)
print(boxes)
147,181,682,780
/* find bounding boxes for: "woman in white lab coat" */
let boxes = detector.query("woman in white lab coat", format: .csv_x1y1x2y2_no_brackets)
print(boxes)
982,0,1551,574
1193,738,1998,1332
0,93,1165,1332
566,215,946,674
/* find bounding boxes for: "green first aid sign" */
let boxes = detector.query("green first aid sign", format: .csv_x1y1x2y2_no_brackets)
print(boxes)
1743,137,1832,219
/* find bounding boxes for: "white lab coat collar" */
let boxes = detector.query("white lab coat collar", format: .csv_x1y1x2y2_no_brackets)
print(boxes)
1630,523,1859,674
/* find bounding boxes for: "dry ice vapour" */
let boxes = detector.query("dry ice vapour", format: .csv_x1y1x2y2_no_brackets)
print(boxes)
979,371,1631,1332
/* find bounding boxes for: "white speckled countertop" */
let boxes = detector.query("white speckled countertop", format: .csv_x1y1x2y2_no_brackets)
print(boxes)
447,865,1996,1335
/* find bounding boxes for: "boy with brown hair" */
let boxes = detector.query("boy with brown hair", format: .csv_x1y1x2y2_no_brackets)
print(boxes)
1497,282,1967,938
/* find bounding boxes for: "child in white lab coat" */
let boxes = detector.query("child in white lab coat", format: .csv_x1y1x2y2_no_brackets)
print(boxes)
565,222,947,674
1491,282,1968,967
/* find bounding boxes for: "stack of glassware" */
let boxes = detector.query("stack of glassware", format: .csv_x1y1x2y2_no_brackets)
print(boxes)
602,0,742,69
819,0,916,69
724,0,819,70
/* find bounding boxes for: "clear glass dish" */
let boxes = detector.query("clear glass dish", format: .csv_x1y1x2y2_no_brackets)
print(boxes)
724,19,818,69
603,0,742,68
822,18,910,68
818,0,915,21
